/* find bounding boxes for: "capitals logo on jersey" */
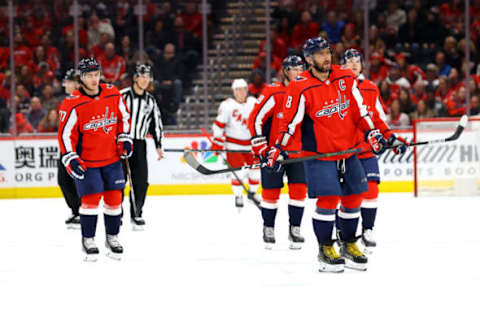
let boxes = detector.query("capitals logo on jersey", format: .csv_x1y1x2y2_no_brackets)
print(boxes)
315,91,350,120
83,106,118,134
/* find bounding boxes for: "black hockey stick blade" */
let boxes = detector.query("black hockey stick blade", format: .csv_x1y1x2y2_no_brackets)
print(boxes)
183,151,262,175
184,147,362,175
412,114,468,146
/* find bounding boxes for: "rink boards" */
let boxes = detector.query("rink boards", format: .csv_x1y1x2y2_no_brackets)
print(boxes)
0,131,417,198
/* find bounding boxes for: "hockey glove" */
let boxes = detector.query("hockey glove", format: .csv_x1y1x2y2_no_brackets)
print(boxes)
366,129,387,155
117,133,133,159
266,145,288,173
62,152,86,180
251,136,268,158
210,137,224,155
387,134,409,155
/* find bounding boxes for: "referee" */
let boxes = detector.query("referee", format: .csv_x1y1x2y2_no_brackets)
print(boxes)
59,69,82,228
121,64,164,229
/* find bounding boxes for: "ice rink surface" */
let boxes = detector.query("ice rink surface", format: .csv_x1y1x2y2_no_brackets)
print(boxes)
1,193,479,316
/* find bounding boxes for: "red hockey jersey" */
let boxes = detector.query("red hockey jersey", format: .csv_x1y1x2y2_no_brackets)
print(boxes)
248,82,302,156
355,77,390,159
277,65,379,161
58,84,130,168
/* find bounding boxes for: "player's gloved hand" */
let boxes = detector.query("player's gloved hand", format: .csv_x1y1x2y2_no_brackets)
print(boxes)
210,137,224,155
62,152,87,180
117,133,133,159
266,145,288,173
387,134,409,155
366,129,387,155
251,136,268,158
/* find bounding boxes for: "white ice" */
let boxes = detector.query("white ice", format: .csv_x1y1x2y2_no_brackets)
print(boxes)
0,193,479,316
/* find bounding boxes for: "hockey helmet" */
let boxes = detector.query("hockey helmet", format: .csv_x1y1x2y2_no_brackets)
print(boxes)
302,37,331,58
231,78,248,90
135,63,153,78
282,55,305,71
341,48,363,65
78,58,101,76
63,68,79,82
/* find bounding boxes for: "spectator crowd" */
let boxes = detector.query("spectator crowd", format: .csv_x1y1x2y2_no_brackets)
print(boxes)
0,0,215,134
250,0,480,128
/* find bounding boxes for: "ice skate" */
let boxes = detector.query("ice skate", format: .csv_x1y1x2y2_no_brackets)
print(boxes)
105,234,123,260
318,243,345,273
361,229,376,255
340,241,368,271
82,237,99,262
247,191,261,207
235,195,244,212
263,226,275,249
131,216,146,231
288,225,304,250
65,215,80,229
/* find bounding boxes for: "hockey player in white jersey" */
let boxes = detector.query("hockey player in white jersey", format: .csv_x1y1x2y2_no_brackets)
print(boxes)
211,79,260,210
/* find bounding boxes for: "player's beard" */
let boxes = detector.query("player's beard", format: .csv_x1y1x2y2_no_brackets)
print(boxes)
313,59,331,73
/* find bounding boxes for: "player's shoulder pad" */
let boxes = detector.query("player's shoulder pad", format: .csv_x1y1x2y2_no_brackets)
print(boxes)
361,78,379,90
101,83,120,95
333,65,355,79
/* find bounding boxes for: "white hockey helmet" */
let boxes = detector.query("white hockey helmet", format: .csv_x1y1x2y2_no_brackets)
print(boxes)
231,78,248,90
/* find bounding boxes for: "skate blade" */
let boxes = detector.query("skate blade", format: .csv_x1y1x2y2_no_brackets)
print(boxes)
264,242,274,250
105,250,122,261
83,253,98,262
131,224,145,231
318,262,344,273
289,242,303,250
67,223,81,230
344,259,367,271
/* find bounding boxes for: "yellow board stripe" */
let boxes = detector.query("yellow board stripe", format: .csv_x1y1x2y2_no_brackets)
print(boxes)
0,181,415,199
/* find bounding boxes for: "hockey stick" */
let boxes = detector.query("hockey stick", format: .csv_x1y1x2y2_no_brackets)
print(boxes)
184,147,363,175
164,148,251,153
200,128,261,209
403,114,468,147
124,159,140,218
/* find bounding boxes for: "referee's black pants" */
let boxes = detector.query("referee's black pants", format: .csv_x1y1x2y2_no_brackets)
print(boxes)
124,139,149,218
57,159,81,216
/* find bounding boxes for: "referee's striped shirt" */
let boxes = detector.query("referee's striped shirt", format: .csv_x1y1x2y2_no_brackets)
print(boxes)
121,87,163,148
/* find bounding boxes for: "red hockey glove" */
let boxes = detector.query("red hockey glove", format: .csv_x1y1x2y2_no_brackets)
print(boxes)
266,145,288,173
62,152,87,180
210,137,224,155
387,134,409,154
366,129,387,155
251,136,268,158
117,133,133,159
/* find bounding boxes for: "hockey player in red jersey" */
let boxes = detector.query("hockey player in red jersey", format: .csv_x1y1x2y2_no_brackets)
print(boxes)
248,55,307,249
58,58,132,261
267,37,408,272
340,49,407,253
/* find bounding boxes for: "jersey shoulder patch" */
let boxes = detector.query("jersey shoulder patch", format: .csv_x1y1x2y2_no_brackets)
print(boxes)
294,76,307,82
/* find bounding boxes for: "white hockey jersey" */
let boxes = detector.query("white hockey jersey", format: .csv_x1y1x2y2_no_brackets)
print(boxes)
212,96,257,150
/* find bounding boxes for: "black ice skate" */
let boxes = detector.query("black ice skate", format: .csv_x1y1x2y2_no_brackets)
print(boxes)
82,237,99,262
263,226,275,249
65,215,80,229
288,225,304,250
340,240,368,271
131,216,146,231
105,234,123,260
235,195,244,211
247,191,261,207
361,229,376,255
318,243,345,273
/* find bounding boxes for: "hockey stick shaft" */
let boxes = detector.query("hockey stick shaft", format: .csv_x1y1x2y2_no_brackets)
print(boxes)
124,159,139,218
200,128,261,209
164,148,251,153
